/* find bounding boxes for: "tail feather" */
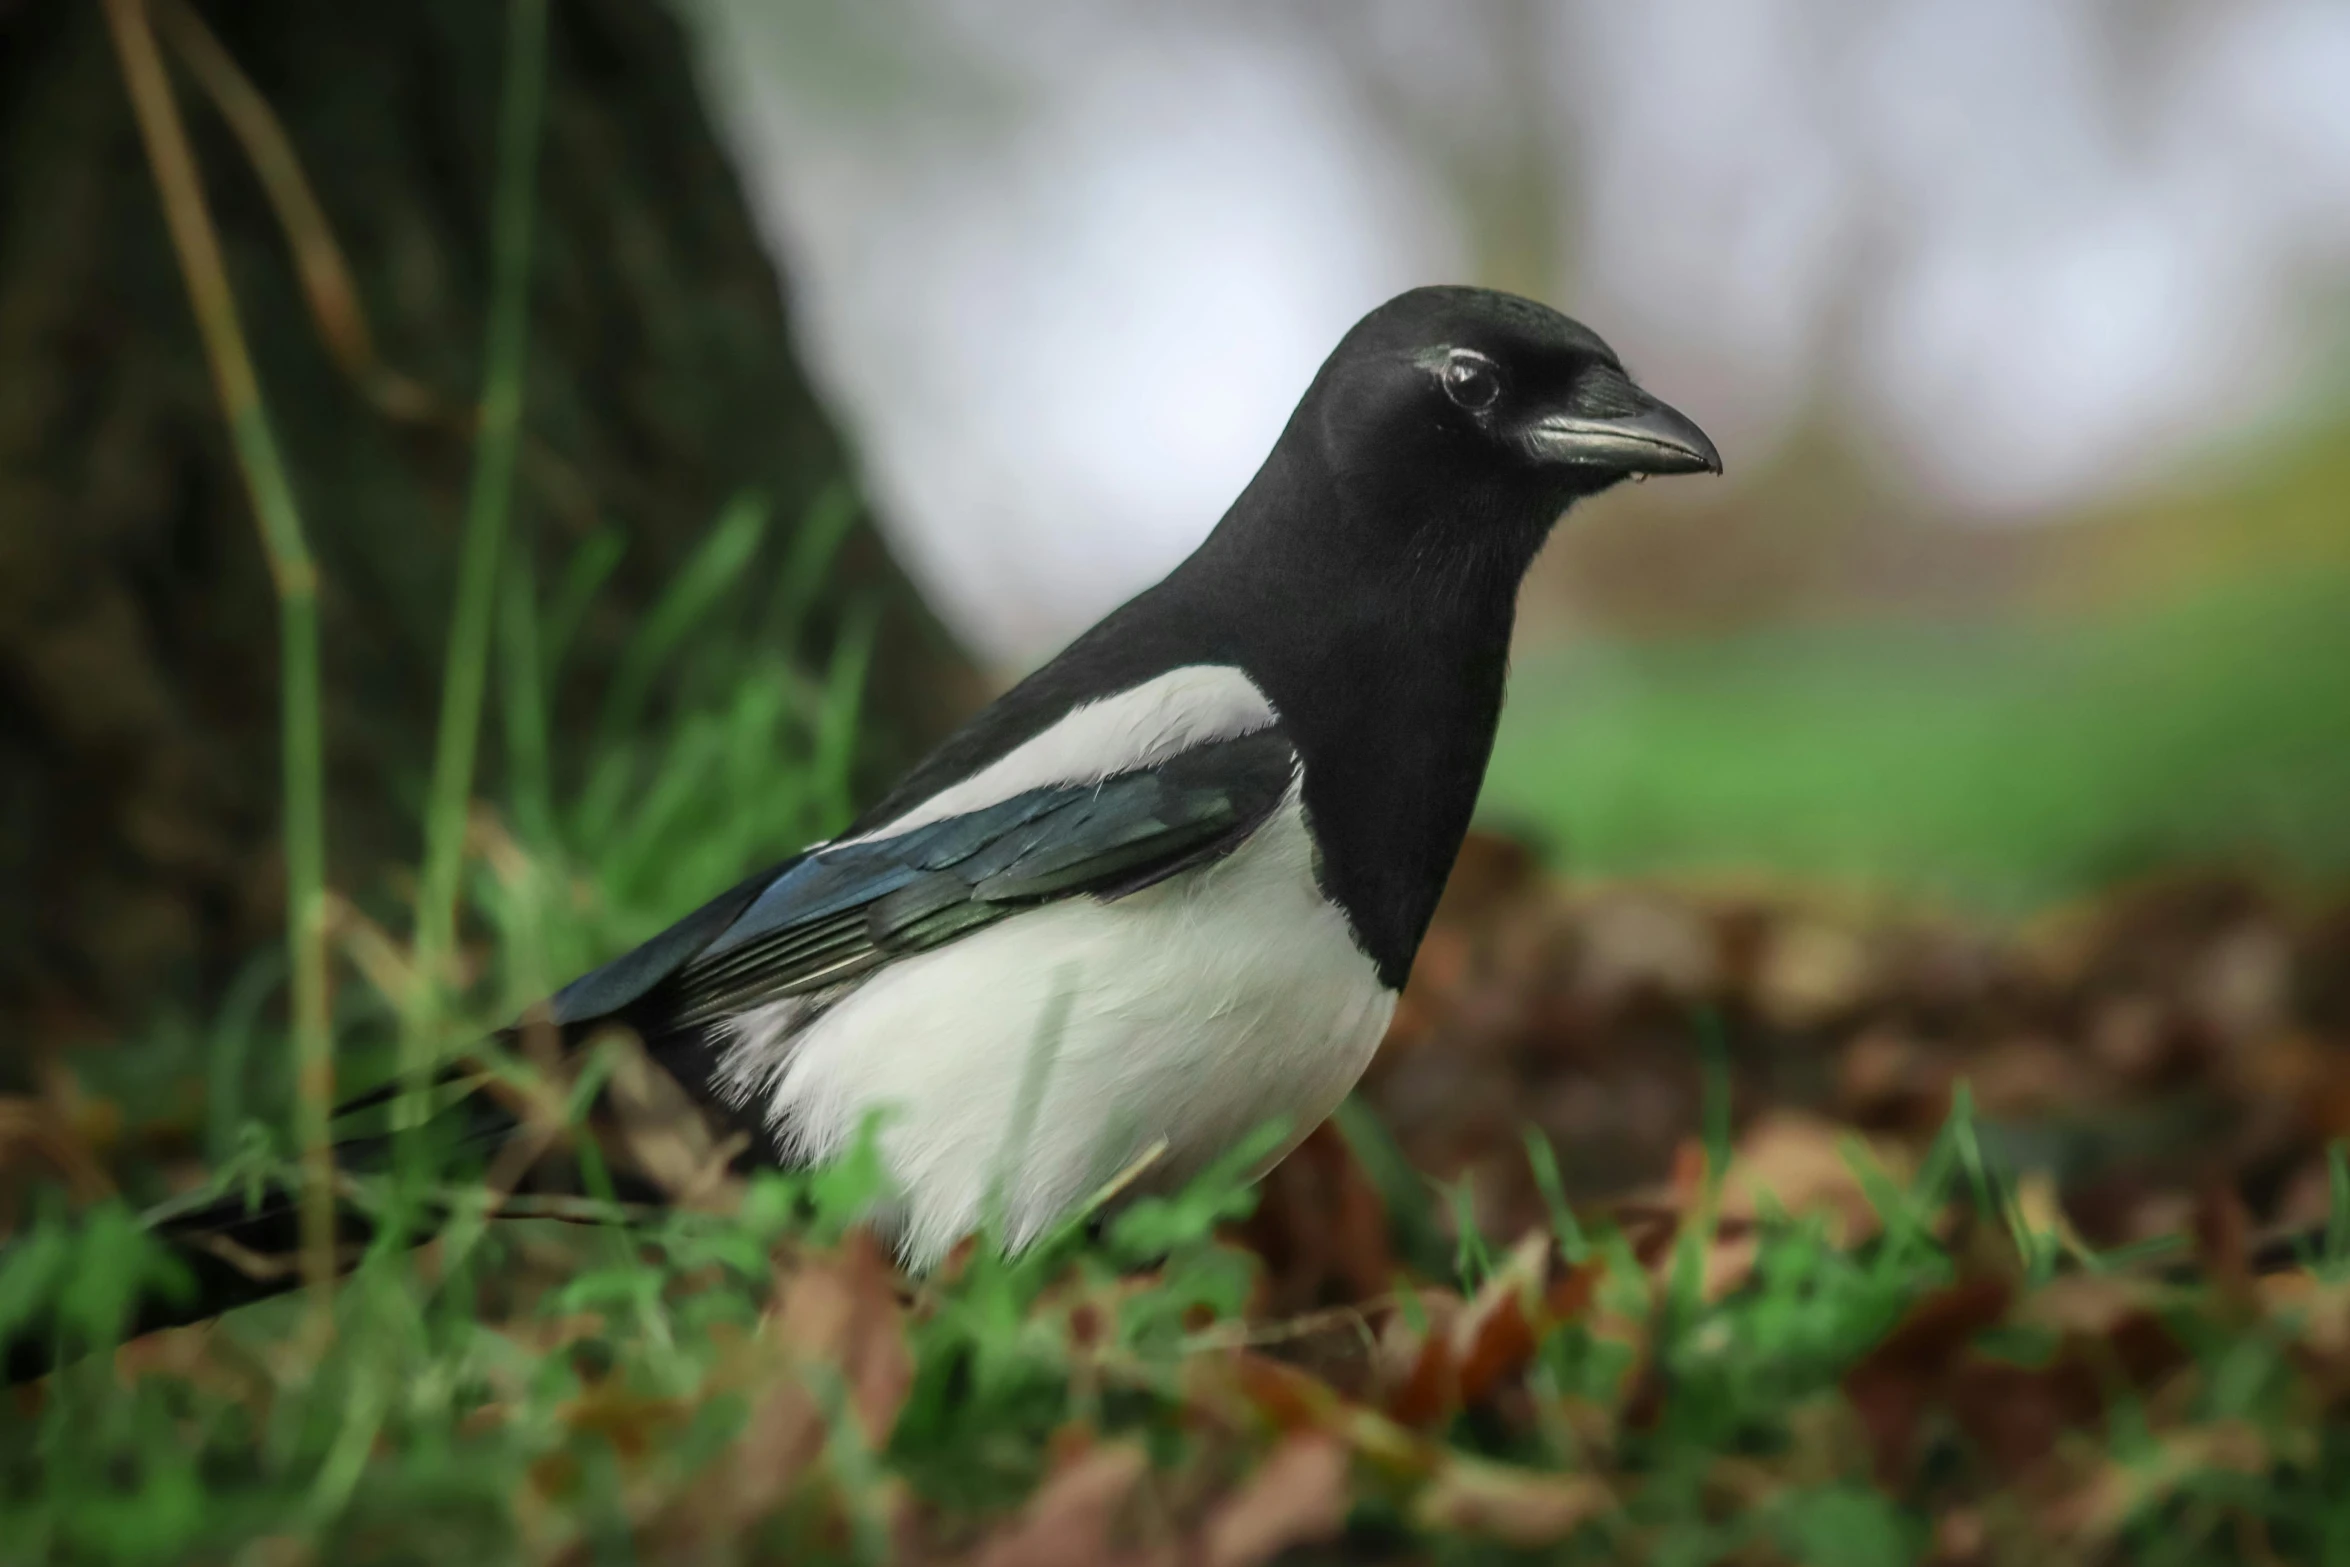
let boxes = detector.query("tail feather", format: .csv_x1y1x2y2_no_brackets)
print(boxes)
1,1096,519,1385
5,1024,767,1384
4,1172,348,1386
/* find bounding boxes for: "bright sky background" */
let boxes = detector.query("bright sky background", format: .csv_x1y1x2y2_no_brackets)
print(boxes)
687,0,2350,665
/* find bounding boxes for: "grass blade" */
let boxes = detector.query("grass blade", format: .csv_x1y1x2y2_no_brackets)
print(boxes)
499,527,555,857
2327,1139,2350,1271
406,0,549,1104
595,490,771,746
1523,1124,1589,1264
102,0,337,1307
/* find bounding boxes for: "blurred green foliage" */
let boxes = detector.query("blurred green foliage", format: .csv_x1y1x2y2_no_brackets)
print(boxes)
1489,565,2350,904
1489,412,2350,905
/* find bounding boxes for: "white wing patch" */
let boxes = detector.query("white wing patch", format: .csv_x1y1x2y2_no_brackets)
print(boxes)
852,664,1277,842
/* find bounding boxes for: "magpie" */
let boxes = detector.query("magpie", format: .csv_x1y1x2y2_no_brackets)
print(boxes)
6,286,1717,1373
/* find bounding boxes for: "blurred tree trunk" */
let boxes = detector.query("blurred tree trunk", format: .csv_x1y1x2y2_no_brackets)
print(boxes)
0,0,975,1069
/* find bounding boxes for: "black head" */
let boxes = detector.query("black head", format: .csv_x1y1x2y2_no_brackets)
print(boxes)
858,288,1718,989
1265,285,1720,574
1141,287,1721,982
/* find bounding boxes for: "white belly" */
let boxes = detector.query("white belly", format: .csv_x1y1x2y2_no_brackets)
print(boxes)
714,787,1394,1267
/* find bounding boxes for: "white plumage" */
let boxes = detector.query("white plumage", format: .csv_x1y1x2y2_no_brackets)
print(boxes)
713,668,1393,1266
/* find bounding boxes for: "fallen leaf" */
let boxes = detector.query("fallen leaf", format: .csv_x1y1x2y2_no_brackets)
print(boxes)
1941,1361,2104,1482
1371,1232,1589,1427
2259,1271,2350,1361
1209,1348,1346,1436
970,1441,1155,1567
1755,916,1872,1029
1842,1277,2013,1486
616,1230,913,1552
770,1227,915,1450
1452,1232,1551,1404
2009,1272,2162,1339
2041,1421,2271,1541
1413,1458,1610,1546
1238,1120,1393,1315
1200,1433,1350,1567
1377,1301,1460,1429
1723,1111,1907,1249
1946,1311,2187,1480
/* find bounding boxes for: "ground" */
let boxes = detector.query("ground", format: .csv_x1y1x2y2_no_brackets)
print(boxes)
7,832,2350,1564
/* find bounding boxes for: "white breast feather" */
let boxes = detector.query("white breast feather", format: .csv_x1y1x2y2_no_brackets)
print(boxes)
715,784,1393,1269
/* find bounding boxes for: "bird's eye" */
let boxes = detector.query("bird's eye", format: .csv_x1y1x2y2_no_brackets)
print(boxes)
1441,354,1501,412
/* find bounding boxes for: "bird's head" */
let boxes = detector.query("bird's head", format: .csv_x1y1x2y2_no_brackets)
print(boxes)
1295,286,1720,565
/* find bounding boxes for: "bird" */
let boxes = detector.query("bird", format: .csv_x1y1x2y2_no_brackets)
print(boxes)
4,285,1718,1377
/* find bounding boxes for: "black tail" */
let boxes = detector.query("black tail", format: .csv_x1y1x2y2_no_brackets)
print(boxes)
4,1183,349,1385
1,1093,520,1385
2,1029,759,1385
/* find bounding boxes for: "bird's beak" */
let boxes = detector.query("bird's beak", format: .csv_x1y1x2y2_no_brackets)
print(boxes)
1523,385,1722,477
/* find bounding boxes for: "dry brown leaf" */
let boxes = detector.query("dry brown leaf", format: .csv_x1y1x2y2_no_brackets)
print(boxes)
614,1230,912,1553
1754,916,1872,1029
2041,1421,2271,1541
1183,1344,1440,1482
1412,1458,1611,1546
2012,1272,2165,1338
1941,1361,2105,1484
1723,1111,1906,1249
969,1441,1158,1567
1932,1507,1989,1564
1452,1232,1552,1404
1842,1277,2013,1486
769,1227,915,1450
2257,1271,2350,1359
231,1535,316,1567
1453,1285,1538,1409
1199,1433,1350,1567
1573,889,1720,1002
1373,1232,1581,1426
1614,1193,1765,1302
1945,1311,2188,1481
1208,1349,1346,1436
1238,1120,1394,1315
1376,1302,1461,1429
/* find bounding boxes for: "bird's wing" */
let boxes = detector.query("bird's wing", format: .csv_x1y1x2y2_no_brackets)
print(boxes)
546,862,787,1025
568,726,1300,1035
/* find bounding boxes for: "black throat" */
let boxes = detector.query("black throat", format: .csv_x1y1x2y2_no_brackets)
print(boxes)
1159,440,1547,988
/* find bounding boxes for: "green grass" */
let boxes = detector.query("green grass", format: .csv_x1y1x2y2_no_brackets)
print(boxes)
1484,568,2350,905
10,1069,2350,1561
104,0,340,1300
